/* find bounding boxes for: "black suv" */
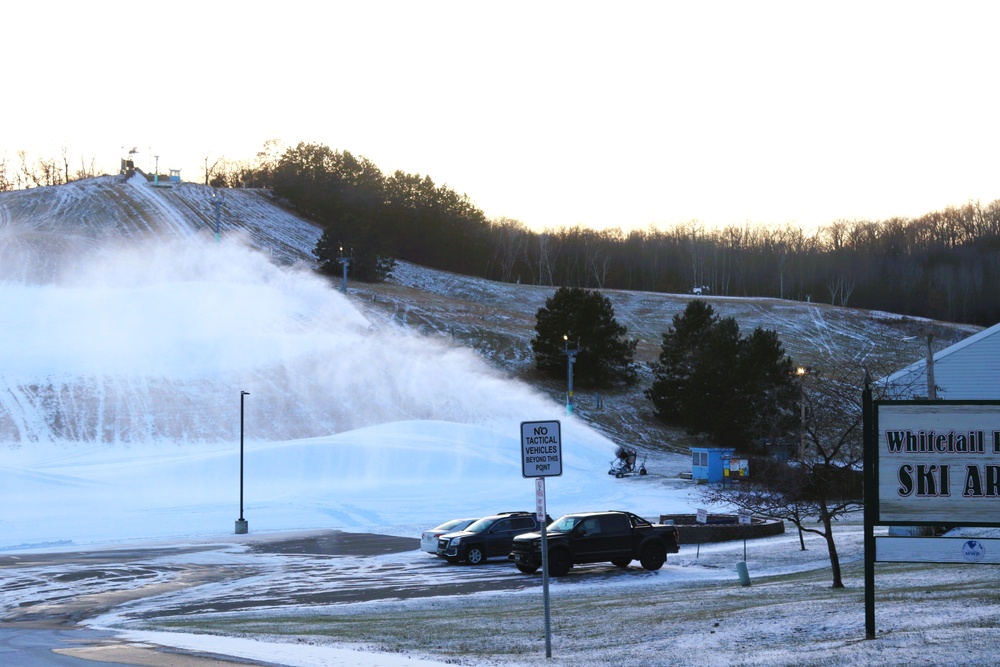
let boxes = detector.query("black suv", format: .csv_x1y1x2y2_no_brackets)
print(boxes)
437,511,550,564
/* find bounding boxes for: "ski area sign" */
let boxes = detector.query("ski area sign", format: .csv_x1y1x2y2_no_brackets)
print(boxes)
875,401,1000,524
521,420,562,478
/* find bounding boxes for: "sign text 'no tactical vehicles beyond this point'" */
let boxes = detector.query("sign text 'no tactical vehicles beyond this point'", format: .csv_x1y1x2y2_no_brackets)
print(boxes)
521,420,562,478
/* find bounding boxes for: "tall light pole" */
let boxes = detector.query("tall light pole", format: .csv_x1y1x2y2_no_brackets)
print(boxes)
235,390,250,534
154,155,160,187
562,335,578,415
795,366,816,463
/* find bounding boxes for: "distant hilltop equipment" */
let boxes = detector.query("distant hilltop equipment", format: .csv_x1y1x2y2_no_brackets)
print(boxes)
150,154,177,188
120,146,140,174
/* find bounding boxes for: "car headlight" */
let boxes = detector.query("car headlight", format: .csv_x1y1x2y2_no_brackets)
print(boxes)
449,537,463,547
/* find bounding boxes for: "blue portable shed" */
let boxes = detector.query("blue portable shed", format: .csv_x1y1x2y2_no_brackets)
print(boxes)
690,447,735,484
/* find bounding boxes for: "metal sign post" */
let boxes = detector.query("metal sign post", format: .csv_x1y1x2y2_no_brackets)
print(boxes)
520,420,562,659
738,509,751,561
536,477,552,658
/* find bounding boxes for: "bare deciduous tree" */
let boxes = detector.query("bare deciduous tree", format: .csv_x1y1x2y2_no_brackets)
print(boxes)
488,217,528,283
702,361,911,588
537,232,559,287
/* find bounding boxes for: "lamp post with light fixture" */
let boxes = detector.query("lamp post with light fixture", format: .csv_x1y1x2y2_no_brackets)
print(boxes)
235,390,250,534
795,366,817,463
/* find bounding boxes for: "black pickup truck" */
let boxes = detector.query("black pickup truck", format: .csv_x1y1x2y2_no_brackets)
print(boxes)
509,510,679,576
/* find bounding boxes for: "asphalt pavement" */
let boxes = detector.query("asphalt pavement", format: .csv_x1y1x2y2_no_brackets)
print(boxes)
0,530,526,666
0,531,420,667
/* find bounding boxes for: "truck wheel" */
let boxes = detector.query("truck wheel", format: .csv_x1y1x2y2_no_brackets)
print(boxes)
548,550,572,576
466,546,487,565
611,558,632,568
516,563,538,574
639,543,666,571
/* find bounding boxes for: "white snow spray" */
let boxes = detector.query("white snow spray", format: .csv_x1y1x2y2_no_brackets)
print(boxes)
0,236,571,445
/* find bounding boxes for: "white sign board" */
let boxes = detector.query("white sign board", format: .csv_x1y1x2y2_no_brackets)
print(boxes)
877,536,1000,564
876,403,1000,523
696,508,708,524
521,420,562,478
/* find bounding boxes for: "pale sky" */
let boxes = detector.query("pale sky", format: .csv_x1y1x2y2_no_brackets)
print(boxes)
5,1,999,231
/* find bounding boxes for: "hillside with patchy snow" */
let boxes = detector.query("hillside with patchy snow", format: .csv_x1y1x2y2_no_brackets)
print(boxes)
0,176,981,449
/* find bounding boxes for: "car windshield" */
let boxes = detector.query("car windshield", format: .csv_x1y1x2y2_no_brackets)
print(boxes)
435,518,472,532
464,517,497,534
548,515,582,533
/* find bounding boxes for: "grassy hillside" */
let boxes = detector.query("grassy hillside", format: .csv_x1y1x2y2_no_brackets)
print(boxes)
348,261,980,454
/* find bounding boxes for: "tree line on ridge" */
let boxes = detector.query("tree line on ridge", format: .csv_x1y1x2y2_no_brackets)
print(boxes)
265,142,1000,327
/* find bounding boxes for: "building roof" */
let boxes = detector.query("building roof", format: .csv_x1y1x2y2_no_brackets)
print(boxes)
880,322,1000,400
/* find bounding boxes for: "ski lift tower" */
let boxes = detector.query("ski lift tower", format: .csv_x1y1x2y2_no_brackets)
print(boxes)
337,247,351,293
562,335,578,414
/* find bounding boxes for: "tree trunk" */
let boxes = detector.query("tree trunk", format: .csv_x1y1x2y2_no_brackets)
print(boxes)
821,513,843,588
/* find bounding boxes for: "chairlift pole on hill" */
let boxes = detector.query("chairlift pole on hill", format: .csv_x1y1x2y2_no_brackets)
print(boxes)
337,247,351,293
211,191,223,243
562,335,578,415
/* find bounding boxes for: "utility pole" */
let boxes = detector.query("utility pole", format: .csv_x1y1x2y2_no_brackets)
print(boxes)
925,333,936,399
903,333,938,400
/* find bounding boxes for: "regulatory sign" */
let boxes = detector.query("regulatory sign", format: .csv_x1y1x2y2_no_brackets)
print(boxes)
521,420,562,477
